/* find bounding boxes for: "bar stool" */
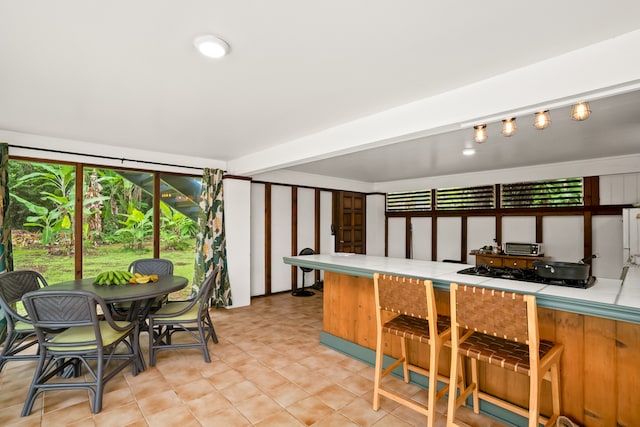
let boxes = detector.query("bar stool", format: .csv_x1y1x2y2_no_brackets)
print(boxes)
447,283,563,427
372,273,452,426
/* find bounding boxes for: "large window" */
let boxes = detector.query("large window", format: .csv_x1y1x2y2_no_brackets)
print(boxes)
9,159,200,298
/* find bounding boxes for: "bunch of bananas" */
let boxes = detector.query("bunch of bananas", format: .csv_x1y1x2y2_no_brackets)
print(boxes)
94,271,160,285
131,273,159,284
94,270,135,286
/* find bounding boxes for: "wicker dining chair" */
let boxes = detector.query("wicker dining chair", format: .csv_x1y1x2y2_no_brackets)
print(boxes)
372,273,453,426
447,283,564,427
20,289,139,416
110,258,175,321
0,270,48,373
147,267,219,366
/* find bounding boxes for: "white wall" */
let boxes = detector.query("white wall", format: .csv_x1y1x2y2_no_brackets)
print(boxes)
296,188,315,286
387,217,406,258
437,217,462,261
467,217,496,264
502,216,537,243
366,194,385,256
270,185,292,293
250,183,266,297
410,217,432,261
542,216,584,262
600,172,640,205
223,178,251,308
318,190,332,281
320,190,332,258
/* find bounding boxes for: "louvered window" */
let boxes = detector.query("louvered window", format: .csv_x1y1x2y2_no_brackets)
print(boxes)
386,190,431,212
436,185,495,210
501,178,583,208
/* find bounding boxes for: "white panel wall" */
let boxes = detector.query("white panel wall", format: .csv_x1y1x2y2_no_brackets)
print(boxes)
320,191,333,254
250,184,266,296
223,178,251,308
600,172,640,205
296,188,315,286
542,216,584,262
502,216,536,243
366,194,386,256
319,191,332,281
410,217,432,260
467,217,496,264
592,215,624,279
387,217,406,258
437,217,462,261
271,185,292,293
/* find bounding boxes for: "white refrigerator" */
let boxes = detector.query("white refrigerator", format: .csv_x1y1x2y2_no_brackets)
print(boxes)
623,208,640,265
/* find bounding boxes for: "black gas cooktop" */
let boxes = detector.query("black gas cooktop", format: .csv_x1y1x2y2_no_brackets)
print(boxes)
457,265,596,289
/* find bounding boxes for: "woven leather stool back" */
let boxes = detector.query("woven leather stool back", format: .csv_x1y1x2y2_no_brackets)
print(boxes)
376,274,431,319
454,285,530,344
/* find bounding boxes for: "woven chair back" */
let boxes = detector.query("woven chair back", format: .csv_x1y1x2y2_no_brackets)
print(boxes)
376,274,432,319
23,290,103,331
129,258,174,276
0,270,48,306
454,285,530,344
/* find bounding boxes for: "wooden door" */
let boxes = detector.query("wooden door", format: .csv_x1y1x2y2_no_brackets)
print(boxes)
333,191,366,253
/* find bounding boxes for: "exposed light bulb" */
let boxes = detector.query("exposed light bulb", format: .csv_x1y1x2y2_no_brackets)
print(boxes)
501,118,516,137
571,102,591,121
474,124,487,143
534,110,551,129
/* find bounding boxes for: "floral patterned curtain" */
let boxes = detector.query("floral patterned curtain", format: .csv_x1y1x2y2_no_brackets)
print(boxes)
0,143,14,343
191,168,232,306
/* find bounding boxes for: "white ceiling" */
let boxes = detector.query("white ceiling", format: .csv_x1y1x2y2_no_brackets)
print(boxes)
1,1,640,184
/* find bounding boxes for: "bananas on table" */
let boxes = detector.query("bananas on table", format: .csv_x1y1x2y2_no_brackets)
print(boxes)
93,271,159,286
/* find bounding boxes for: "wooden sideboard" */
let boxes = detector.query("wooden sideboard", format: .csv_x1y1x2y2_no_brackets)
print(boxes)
473,253,549,268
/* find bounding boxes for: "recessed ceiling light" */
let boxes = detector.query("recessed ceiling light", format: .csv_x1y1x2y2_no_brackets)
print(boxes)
194,35,230,59
462,148,476,156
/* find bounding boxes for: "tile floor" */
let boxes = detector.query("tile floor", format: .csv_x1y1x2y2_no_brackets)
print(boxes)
0,291,508,426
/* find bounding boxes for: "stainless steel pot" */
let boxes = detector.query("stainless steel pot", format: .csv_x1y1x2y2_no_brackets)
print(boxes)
533,255,597,281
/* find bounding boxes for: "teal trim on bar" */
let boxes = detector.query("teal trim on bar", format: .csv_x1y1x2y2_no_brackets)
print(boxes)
286,256,640,325
320,331,528,427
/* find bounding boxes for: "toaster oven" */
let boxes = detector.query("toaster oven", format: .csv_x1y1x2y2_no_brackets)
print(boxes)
504,242,543,256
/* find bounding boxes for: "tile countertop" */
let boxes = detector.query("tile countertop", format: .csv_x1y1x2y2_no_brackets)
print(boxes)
283,254,640,325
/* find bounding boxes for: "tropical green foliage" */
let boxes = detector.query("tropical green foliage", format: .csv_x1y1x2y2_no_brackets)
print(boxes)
160,202,198,250
8,161,198,254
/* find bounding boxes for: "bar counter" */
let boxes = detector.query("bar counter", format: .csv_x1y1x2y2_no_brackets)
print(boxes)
283,254,640,427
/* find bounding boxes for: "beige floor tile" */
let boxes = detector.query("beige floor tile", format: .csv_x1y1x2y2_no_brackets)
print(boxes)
173,377,217,402
286,395,335,425
145,405,200,427
254,410,305,427
233,394,283,424
93,401,144,427
265,380,310,408
339,396,390,426
313,383,358,410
